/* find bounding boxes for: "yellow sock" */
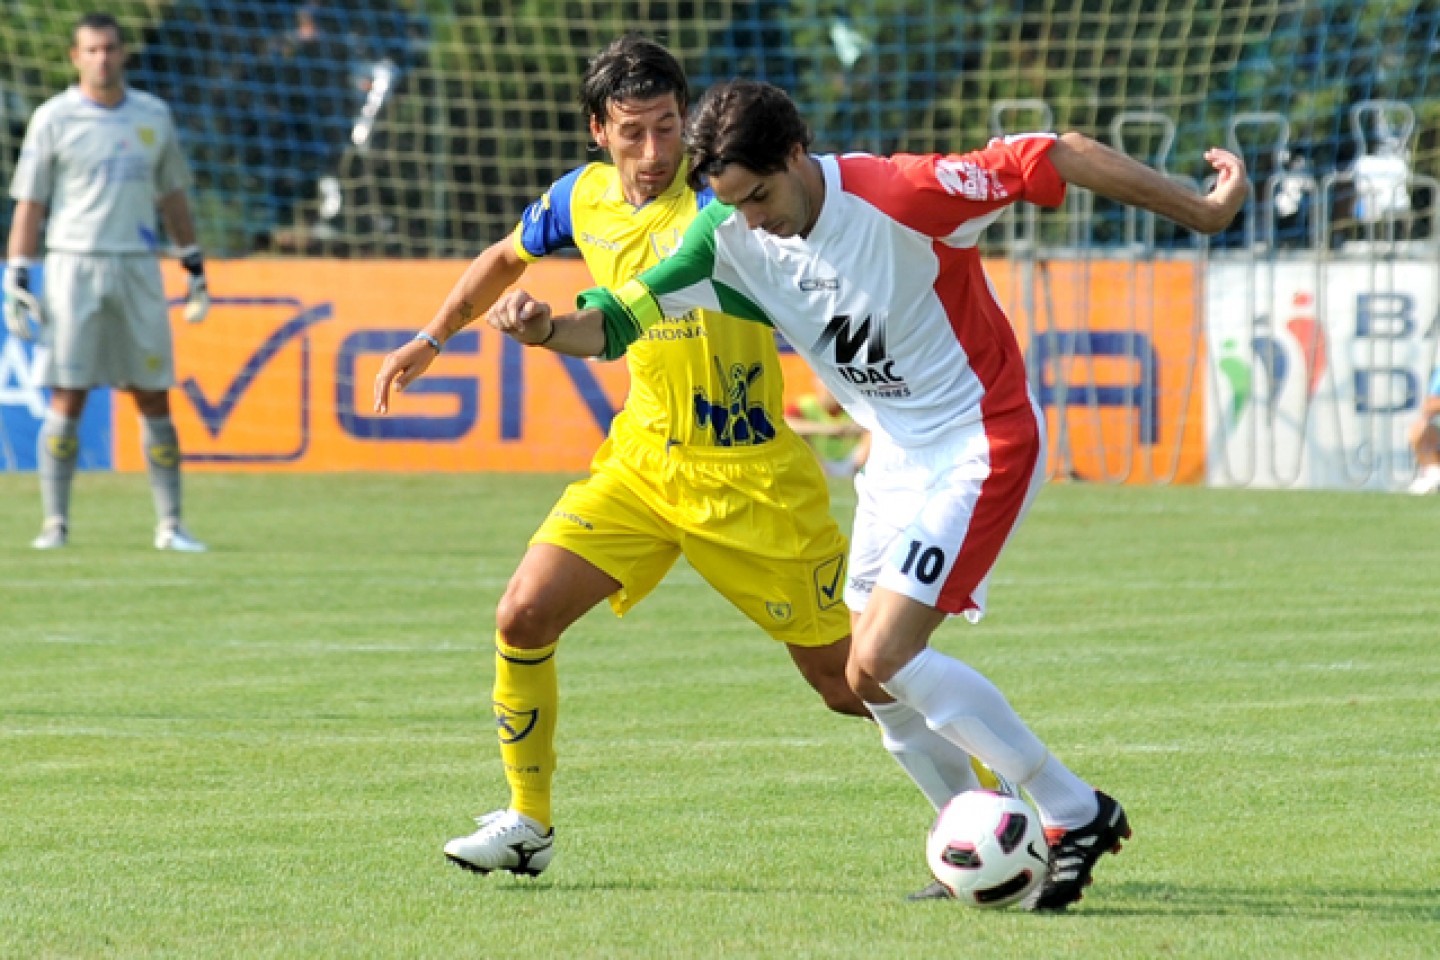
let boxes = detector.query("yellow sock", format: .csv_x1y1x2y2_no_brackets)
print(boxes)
493,632,558,829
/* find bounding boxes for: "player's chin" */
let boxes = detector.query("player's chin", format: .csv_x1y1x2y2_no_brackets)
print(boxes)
637,170,672,195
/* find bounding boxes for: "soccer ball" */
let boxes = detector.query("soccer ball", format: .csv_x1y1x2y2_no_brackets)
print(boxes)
925,789,1050,908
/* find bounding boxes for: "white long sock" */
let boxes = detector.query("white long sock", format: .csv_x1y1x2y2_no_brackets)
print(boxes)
141,416,183,526
867,699,980,811
881,647,1096,829
37,411,79,524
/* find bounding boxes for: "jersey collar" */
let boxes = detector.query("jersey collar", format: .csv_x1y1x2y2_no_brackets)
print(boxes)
71,84,129,110
804,154,846,244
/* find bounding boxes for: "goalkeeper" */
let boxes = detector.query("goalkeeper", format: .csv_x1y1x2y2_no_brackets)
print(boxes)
4,13,210,551
374,34,1004,883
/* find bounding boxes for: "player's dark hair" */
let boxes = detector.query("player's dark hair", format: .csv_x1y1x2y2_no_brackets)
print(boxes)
73,12,125,47
580,33,688,126
686,80,811,191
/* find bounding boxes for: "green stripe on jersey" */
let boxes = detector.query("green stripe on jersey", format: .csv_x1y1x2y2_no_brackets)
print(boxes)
578,285,645,361
580,201,776,360
645,202,772,327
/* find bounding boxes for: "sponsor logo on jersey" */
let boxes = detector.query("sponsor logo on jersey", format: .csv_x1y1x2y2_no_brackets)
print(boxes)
935,158,1008,201
137,126,156,147
814,313,913,398
580,231,621,252
693,359,776,446
551,509,594,530
798,277,840,291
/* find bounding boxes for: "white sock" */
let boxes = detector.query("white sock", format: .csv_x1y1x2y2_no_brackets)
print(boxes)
881,647,1094,828
37,411,79,524
867,699,980,811
141,415,183,527
1022,754,1099,831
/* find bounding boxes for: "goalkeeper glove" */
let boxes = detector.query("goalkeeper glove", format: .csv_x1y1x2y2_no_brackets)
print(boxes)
3,260,45,341
177,245,210,324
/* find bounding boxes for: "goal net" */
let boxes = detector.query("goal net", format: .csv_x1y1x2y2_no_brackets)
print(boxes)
2,1,1438,482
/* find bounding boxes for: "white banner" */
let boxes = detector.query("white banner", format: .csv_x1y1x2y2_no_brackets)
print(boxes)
1206,259,1439,490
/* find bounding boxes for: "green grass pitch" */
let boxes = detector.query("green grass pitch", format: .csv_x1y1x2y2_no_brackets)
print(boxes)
1,473,1436,958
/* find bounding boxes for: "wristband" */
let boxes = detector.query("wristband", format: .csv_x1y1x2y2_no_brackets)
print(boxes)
413,331,444,353
8,256,38,270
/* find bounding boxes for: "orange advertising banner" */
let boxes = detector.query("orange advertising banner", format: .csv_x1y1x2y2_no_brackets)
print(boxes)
989,259,1205,485
116,259,627,472
117,258,1203,482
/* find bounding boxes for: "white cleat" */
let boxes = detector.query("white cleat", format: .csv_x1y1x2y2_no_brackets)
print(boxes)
1407,469,1440,495
443,810,554,877
155,523,208,552
31,519,68,550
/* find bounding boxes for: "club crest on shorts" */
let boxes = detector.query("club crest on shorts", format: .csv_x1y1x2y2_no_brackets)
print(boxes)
493,701,539,743
765,601,793,622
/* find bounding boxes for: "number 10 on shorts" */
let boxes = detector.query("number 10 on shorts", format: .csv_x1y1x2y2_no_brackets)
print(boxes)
900,539,947,585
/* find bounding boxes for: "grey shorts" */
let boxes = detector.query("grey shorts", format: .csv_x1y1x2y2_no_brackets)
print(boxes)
38,252,173,390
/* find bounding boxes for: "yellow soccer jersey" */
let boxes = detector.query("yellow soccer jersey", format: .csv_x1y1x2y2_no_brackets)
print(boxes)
513,161,786,448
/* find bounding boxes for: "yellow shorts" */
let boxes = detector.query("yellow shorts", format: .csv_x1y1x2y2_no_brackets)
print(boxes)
531,418,850,648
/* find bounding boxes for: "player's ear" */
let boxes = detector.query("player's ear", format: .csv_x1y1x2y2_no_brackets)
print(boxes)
589,115,609,151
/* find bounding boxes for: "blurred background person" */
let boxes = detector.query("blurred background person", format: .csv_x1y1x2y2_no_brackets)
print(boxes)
785,371,870,477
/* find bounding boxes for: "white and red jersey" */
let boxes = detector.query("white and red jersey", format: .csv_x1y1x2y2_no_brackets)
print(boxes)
585,133,1066,450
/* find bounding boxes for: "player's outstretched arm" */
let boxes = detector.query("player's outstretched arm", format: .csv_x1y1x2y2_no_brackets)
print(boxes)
373,238,528,414
1046,132,1248,235
487,289,607,357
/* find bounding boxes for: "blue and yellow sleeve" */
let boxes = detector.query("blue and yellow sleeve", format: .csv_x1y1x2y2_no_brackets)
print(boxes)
513,165,587,261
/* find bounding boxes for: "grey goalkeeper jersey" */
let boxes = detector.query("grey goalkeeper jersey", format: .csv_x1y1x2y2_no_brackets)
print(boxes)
10,86,191,255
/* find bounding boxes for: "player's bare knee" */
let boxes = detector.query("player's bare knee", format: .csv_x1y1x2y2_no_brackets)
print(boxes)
845,660,888,704
847,636,908,686
131,389,170,419
50,389,88,419
494,585,561,650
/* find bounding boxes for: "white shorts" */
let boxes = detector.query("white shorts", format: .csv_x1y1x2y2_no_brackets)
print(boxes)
844,401,1047,620
38,252,172,390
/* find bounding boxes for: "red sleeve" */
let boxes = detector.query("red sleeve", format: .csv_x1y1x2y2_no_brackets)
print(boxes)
837,134,1066,239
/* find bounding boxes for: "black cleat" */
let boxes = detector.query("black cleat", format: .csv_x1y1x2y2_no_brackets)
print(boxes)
1023,791,1130,912
907,879,955,901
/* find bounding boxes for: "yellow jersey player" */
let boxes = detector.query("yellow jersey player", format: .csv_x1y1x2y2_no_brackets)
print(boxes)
373,35,1002,886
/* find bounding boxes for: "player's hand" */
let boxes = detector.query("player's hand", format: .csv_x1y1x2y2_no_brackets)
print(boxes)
3,266,45,341
1200,147,1250,233
184,275,211,324
373,337,439,414
487,289,555,346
